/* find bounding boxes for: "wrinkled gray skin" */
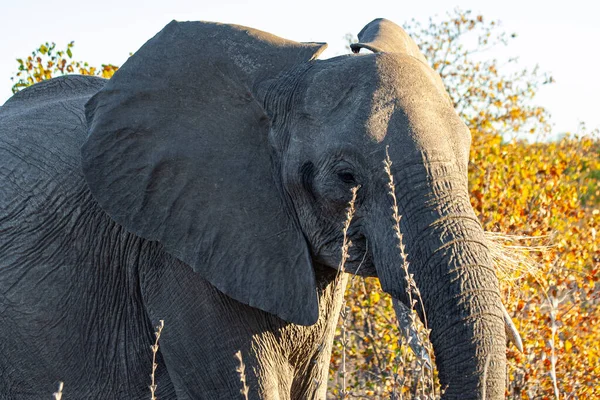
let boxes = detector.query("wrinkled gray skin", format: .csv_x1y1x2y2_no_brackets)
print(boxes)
0,19,507,399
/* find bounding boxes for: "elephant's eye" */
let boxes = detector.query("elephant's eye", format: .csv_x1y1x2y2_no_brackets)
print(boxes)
337,171,356,184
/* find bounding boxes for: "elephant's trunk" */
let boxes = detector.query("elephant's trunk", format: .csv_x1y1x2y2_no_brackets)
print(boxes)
421,229,506,398
368,163,506,399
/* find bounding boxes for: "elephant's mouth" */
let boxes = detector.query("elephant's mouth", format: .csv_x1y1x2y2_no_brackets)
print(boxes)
344,237,376,276
311,233,376,277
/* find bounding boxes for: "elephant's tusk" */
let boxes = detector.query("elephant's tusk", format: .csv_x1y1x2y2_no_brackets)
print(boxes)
502,304,523,352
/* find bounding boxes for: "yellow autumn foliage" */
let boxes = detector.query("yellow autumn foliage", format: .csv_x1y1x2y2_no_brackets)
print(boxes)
11,41,118,93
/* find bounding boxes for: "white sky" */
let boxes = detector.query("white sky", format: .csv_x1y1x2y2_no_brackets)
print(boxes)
1,0,598,136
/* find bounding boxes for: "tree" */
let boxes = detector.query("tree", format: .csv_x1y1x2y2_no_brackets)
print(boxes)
405,10,554,140
10,41,118,93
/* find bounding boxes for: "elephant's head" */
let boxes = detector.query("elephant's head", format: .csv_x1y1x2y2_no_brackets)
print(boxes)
82,19,514,398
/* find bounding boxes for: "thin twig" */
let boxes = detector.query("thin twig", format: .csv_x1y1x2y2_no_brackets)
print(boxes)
547,291,561,400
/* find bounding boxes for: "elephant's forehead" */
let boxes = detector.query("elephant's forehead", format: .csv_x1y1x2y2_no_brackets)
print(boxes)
295,53,470,170
301,53,455,145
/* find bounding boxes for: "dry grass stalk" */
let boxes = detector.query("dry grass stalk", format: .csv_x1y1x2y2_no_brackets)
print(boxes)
338,185,360,399
234,350,249,400
338,185,360,273
383,147,435,397
150,320,164,400
486,231,547,353
53,381,63,400
485,231,547,285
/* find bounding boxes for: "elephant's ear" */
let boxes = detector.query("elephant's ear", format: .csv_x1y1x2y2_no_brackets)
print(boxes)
351,18,451,105
82,21,327,326
350,18,428,64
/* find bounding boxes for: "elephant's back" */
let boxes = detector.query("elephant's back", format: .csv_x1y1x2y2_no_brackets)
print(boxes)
0,75,109,264
0,75,106,162
2,75,106,109
0,75,105,206
0,77,172,397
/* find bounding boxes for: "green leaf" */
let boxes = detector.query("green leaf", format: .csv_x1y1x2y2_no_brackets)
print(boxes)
67,48,72,58
40,44,48,54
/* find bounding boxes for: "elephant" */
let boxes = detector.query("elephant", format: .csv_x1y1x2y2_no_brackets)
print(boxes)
0,18,522,399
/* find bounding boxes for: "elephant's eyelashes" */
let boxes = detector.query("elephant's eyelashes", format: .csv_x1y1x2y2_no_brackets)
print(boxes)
337,171,356,184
